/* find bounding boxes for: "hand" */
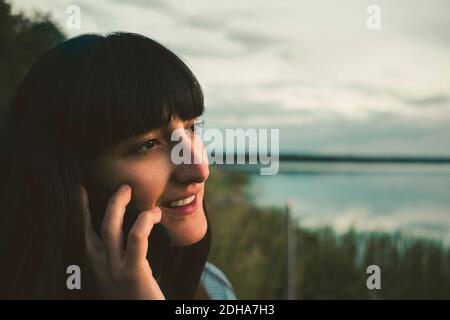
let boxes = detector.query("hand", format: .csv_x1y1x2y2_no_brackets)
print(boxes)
81,184,165,299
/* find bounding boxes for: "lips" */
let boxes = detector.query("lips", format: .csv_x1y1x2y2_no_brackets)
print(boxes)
162,192,197,207
161,191,200,215
167,194,196,208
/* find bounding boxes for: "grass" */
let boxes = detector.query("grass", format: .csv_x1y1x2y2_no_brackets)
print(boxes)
205,166,450,299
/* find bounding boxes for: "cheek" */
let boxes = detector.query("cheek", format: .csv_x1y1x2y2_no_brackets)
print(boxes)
109,158,171,209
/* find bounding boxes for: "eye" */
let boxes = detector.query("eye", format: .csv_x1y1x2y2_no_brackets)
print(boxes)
189,120,204,134
134,139,160,154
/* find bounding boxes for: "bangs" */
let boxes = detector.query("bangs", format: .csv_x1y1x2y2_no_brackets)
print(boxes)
65,32,204,159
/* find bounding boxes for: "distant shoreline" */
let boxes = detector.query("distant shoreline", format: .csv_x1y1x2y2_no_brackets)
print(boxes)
220,153,450,164
278,154,450,164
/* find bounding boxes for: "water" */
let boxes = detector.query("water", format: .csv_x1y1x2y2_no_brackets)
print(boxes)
245,162,450,243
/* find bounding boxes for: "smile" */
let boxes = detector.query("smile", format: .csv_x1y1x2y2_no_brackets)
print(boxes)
168,194,196,208
161,192,200,216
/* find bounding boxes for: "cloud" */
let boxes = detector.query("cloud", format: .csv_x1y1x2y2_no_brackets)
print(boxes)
352,85,450,108
225,30,284,51
9,0,450,155
110,0,170,10
183,15,224,32
405,94,449,107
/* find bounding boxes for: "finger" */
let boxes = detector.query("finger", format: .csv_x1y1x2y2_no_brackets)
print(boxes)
85,229,108,283
81,185,107,277
81,185,102,252
125,207,162,270
80,185,93,230
100,184,131,266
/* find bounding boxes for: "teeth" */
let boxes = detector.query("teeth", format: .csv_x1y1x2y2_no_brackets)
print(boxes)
168,195,195,208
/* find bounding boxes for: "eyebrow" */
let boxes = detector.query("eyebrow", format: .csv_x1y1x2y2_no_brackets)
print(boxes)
123,131,158,149
116,118,198,153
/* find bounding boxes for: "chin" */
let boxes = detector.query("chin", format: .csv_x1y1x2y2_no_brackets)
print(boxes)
163,208,208,247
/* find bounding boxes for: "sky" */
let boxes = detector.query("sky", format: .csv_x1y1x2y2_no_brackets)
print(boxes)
10,0,450,155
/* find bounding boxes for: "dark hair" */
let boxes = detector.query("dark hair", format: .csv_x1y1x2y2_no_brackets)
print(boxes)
0,32,211,299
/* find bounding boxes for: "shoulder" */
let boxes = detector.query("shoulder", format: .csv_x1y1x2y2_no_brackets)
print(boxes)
201,261,237,300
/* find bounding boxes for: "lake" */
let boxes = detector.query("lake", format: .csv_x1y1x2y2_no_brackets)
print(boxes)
235,162,450,244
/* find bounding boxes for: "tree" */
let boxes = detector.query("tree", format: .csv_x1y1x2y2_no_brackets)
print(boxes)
0,0,65,120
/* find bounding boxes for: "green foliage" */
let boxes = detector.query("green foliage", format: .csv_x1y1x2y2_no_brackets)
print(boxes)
206,167,286,299
206,166,450,299
0,0,65,120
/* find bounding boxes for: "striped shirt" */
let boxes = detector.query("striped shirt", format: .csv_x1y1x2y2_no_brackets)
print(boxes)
200,262,237,300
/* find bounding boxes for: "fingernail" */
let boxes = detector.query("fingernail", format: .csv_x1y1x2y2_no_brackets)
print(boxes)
151,206,161,214
153,207,162,222
119,184,130,192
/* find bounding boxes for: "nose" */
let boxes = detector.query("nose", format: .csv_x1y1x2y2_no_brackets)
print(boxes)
170,130,209,185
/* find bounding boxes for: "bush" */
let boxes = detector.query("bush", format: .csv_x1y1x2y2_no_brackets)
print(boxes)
206,166,450,299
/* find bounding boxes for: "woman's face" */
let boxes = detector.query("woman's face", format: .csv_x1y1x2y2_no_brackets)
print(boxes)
88,116,209,247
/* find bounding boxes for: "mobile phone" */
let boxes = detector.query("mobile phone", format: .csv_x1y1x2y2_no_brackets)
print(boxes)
81,174,172,280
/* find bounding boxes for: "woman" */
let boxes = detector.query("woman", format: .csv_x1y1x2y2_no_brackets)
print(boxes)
0,32,236,300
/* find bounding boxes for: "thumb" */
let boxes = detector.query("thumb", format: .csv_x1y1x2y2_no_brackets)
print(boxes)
80,184,93,230
151,206,162,224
